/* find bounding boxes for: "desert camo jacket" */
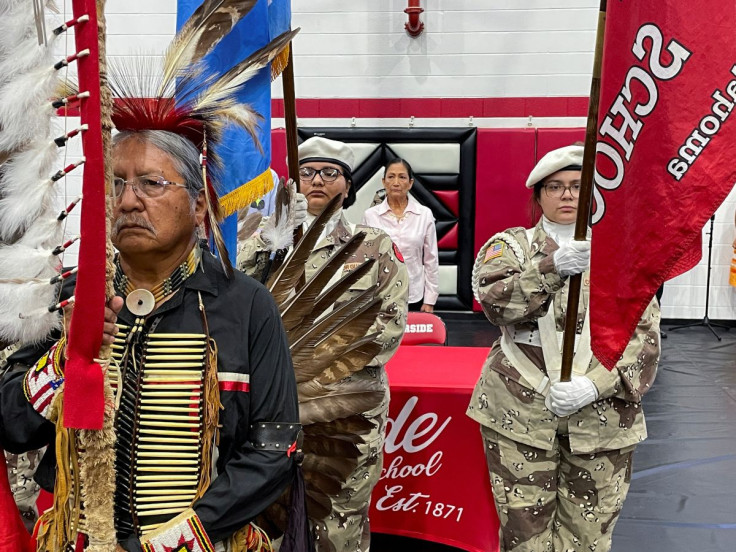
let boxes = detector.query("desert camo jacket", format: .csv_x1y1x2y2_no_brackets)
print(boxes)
466,223,660,455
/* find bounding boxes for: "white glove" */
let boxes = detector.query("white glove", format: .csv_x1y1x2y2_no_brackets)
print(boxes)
545,376,599,417
293,192,307,228
553,239,591,277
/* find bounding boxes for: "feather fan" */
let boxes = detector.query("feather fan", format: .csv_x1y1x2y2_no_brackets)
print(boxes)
260,188,398,538
279,232,367,328
297,377,386,426
287,258,376,338
267,194,343,303
290,289,378,353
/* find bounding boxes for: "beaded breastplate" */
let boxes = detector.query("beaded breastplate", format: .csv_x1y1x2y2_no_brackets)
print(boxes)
110,248,218,539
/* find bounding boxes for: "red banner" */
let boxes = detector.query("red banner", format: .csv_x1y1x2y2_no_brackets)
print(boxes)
371,346,499,552
590,2,736,368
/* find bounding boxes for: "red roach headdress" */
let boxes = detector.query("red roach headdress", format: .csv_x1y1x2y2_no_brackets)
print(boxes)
107,1,297,267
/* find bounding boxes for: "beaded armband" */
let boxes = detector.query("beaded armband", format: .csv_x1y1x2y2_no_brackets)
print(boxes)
140,508,215,552
23,336,66,419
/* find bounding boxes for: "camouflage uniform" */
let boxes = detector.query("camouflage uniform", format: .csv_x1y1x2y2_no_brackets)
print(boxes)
466,223,660,552
4,449,44,531
238,213,408,552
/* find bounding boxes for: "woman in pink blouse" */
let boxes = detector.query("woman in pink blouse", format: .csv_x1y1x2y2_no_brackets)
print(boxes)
361,158,439,312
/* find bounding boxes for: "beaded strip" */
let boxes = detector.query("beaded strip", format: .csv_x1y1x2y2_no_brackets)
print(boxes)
114,246,201,304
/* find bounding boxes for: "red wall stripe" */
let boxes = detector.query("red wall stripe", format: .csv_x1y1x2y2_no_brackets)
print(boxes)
271,97,589,119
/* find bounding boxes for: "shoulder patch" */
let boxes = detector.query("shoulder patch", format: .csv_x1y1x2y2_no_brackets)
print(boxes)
392,243,405,263
483,241,505,263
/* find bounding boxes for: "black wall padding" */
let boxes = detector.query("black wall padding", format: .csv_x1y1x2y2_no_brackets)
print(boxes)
298,128,477,310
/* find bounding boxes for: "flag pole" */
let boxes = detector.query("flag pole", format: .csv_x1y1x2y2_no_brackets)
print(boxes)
282,44,299,185
560,0,607,382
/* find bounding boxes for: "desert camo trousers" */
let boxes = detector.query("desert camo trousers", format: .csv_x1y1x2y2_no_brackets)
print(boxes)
480,426,635,552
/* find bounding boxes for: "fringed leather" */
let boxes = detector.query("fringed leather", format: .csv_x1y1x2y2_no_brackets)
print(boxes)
229,523,273,552
35,392,81,552
195,292,222,502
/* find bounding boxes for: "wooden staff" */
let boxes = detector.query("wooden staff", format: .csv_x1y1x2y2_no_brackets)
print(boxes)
282,44,299,185
560,0,607,382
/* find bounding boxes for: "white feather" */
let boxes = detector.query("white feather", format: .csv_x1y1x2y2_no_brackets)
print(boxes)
260,204,295,253
0,67,56,151
0,135,59,192
0,157,58,242
0,24,54,84
0,2,39,50
12,204,64,250
0,244,60,279
0,280,61,345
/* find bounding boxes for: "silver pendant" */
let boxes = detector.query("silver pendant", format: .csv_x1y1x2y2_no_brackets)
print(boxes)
126,289,155,316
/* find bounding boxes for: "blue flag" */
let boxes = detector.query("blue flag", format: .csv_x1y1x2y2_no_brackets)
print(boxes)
176,0,292,261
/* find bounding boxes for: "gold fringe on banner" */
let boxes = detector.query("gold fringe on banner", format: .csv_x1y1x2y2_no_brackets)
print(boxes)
270,44,290,82
219,168,275,218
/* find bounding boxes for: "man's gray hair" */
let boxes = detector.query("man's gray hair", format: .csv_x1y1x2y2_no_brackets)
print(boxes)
113,130,203,200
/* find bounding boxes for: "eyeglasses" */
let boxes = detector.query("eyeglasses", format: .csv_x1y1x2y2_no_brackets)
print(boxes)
543,183,582,198
299,167,343,182
112,175,188,200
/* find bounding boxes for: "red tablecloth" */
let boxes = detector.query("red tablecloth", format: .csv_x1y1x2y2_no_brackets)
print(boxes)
370,346,500,552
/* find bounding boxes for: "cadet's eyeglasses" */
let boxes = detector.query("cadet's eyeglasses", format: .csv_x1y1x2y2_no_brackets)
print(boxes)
543,183,581,198
299,167,343,182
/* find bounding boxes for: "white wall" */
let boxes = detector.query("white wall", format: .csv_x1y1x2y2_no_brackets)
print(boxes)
283,0,597,99
42,0,736,319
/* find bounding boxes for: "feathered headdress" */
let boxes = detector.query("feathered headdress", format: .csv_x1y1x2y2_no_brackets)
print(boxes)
107,0,298,270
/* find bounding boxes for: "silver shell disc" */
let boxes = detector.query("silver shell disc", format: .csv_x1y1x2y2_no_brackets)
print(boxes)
126,289,155,316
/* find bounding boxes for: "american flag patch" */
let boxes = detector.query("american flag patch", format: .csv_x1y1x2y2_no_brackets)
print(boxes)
484,241,505,263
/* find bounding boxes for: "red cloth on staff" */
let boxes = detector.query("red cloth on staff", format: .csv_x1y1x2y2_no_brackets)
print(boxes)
63,0,108,429
0,453,32,552
590,1,736,368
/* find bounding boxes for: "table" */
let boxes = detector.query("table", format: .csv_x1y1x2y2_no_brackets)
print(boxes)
370,346,500,552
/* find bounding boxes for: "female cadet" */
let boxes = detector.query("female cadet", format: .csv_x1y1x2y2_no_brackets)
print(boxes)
466,145,660,552
237,136,408,552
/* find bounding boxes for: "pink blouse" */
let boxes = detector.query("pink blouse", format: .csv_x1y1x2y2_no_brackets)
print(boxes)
361,197,439,305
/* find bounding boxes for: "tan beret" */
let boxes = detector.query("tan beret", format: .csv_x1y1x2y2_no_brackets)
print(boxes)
525,145,583,188
298,136,355,173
